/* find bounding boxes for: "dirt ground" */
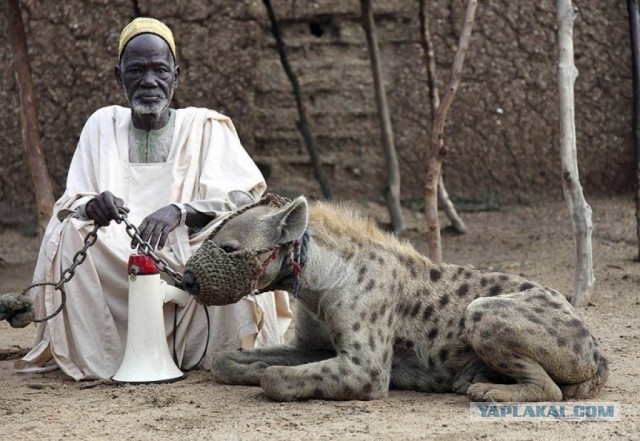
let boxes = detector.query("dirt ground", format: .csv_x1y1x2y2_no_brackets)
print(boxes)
1,196,638,440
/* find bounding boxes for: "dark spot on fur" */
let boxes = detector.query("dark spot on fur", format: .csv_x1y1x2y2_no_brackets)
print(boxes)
550,302,562,309
410,264,417,279
480,330,491,339
365,279,376,291
343,385,354,397
312,374,323,381
430,269,442,282
427,328,438,340
499,274,509,281
520,282,535,291
557,337,567,347
464,270,473,279
571,342,582,355
378,257,385,265
525,313,543,325
423,305,434,321
353,342,362,351
410,302,422,318
533,307,545,314
370,312,379,323
313,387,323,398
351,356,361,365
369,335,377,350
480,277,488,287
439,295,450,308
514,362,526,369
568,318,581,327
458,316,466,330
427,356,435,369
452,267,464,281
368,252,376,261
438,348,449,363
472,311,483,322
352,323,361,332
321,366,331,374
457,283,470,297
363,382,373,394
498,362,509,369
357,266,367,284
392,268,397,279
489,285,503,296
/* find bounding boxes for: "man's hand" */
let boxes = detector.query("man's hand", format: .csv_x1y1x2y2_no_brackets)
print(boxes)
86,191,129,226
132,204,182,251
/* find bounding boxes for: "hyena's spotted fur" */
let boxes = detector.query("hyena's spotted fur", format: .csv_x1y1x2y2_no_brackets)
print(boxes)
196,197,608,402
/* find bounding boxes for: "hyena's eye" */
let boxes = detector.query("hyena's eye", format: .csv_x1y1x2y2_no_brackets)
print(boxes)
220,244,238,253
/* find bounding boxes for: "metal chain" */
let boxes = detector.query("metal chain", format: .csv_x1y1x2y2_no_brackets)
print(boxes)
117,208,183,286
24,209,183,323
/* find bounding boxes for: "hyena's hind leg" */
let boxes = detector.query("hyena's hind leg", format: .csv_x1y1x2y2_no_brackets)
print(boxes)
463,288,603,402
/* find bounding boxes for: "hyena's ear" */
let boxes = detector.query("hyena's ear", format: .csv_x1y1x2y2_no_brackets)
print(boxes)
265,196,309,245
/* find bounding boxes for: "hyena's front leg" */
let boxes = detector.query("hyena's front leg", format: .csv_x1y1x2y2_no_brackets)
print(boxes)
260,303,394,401
211,346,335,386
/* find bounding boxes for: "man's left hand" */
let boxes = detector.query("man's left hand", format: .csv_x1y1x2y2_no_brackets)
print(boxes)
132,204,182,250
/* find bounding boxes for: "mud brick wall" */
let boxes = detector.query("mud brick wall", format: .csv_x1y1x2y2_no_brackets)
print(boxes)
0,1,633,223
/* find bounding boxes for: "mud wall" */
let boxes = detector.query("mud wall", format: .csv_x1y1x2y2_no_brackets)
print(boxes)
0,0,633,223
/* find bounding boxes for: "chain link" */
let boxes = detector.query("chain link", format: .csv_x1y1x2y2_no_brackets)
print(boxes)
118,209,184,286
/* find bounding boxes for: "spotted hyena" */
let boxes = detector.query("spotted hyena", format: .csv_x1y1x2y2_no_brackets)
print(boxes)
182,195,609,402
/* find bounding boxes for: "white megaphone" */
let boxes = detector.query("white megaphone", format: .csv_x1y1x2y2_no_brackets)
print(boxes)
112,254,189,383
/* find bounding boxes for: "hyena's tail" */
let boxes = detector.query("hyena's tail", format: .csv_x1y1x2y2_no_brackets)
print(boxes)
559,349,609,400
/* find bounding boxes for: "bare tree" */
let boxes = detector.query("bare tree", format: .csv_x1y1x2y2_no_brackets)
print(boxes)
418,0,467,235
360,0,405,234
6,0,55,237
557,0,594,306
423,0,478,262
627,0,640,261
262,0,333,200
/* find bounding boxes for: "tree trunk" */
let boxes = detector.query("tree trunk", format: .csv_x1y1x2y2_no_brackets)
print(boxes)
419,0,467,235
360,0,405,234
628,0,640,261
262,0,333,200
557,0,595,306
423,0,478,262
6,0,55,237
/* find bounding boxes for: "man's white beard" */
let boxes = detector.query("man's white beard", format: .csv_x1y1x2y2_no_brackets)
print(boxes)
130,95,170,117
125,86,171,118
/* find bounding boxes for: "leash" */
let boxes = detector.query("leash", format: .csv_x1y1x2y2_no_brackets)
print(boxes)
0,208,183,327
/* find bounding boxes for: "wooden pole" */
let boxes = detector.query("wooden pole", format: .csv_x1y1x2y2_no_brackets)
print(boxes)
6,0,55,237
262,0,333,200
423,0,478,262
627,0,640,261
556,0,595,306
360,0,405,234
418,0,467,235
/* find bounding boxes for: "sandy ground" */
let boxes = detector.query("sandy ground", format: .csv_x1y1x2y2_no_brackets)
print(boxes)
1,196,639,440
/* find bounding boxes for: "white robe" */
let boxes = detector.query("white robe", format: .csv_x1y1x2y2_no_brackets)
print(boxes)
15,105,292,380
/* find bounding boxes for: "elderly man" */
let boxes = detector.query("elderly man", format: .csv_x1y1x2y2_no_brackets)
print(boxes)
15,18,291,380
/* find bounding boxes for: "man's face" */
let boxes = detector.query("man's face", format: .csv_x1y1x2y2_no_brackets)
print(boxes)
115,34,179,118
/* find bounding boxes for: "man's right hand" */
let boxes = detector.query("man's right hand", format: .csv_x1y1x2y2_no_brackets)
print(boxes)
85,191,129,226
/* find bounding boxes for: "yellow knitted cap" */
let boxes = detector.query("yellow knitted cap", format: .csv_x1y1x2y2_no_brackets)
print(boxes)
118,17,176,60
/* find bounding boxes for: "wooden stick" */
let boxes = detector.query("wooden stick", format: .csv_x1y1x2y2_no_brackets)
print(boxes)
423,0,478,262
627,0,640,261
360,0,405,234
419,0,467,235
262,0,333,200
556,0,595,306
6,0,55,237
